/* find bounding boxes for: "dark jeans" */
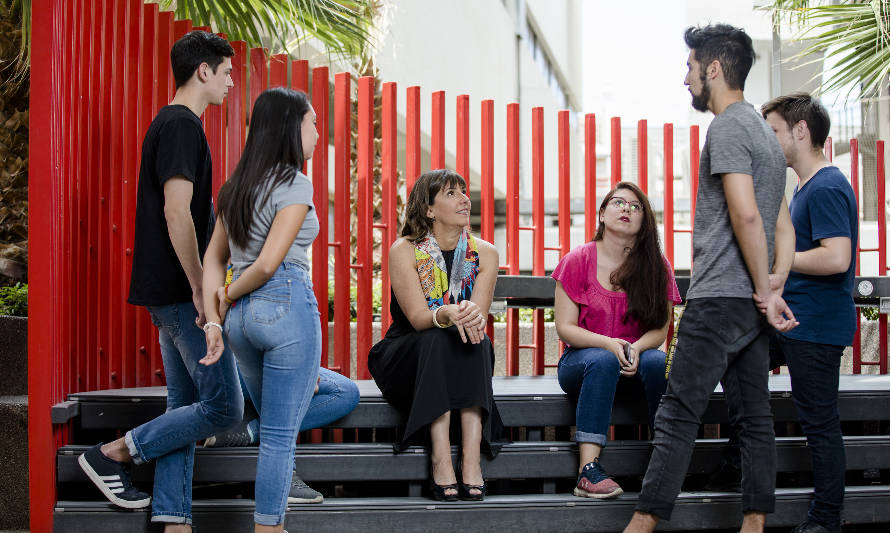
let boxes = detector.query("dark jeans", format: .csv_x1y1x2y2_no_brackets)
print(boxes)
723,335,845,529
637,297,776,520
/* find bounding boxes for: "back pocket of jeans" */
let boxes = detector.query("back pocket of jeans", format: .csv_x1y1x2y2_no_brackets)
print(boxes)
249,279,291,325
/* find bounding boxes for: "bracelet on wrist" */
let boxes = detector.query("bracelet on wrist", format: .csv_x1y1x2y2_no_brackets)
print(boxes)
203,321,223,334
431,306,448,328
224,284,234,305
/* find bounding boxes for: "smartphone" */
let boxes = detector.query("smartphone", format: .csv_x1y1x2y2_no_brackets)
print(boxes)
623,343,634,366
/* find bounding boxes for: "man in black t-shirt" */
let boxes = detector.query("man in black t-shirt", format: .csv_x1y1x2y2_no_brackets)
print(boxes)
78,31,243,531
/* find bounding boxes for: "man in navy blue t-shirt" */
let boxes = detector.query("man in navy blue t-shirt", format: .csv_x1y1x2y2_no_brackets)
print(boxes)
759,93,857,533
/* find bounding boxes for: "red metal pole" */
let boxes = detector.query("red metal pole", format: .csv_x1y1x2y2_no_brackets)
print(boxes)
457,94,470,190
109,0,125,389
432,90,445,169
878,140,887,374
269,53,287,87
558,110,571,258
291,60,309,92
611,117,621,187
531,107,545,375
825,136,833,162
481,100,495,341
851,138,861,373
690,125,700,226
333,72,351,376
406,86,421,194
311,66,330,369
226,40,247,180
355,76,374,379
664,124,675,265
585,114,597,241
506,103,520,376
249,47,267,116
637,119,648,193
380,82,398,336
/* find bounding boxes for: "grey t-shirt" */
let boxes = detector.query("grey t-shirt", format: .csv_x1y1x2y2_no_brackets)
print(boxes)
229,167,319,276
687,101,787,299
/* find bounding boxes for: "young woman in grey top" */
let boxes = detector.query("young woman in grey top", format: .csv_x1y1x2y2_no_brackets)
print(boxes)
201,87,321,532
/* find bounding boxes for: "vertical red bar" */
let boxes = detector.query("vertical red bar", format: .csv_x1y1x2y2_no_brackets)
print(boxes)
558,111,571,258
825,136,833,162
610,117,621,187
206,75,227,197
108,0,125,389
173,18,191,39
292,60,309,92
585,114,597,241
505,103,520,376
531,107,545,375
637,119,648,193
250,47,268,115
663,124,675,265
457,94,470,190
158,10,174,104
226,41,247,179
689,125,700,226
877,141,887,374
311,66,330,369
269,53,287,87
481,99,495,340
333,73,352,376
97,0,112,390
356,76,374,379
431,90,445,169
406,86,421,193
851,138,861,373
380,82,398,336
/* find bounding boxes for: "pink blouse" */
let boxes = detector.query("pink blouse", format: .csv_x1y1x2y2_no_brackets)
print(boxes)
551,241,682,343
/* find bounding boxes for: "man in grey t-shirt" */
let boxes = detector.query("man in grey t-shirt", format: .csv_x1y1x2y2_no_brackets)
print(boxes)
624,24,797,533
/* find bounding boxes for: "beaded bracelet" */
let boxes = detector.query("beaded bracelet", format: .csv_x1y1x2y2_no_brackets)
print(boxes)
203,321,223,334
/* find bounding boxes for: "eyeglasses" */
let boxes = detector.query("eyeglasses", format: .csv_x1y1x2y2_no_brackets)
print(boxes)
608,197,643,213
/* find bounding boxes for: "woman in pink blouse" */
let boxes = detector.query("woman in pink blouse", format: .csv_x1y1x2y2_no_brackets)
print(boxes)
552,181,681,500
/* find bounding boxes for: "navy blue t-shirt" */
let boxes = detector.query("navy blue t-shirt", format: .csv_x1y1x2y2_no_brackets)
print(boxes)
781,166,858,346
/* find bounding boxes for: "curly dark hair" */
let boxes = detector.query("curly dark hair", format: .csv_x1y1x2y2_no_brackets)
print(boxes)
684,23,754,91
401,169,468,242
594,182,670,330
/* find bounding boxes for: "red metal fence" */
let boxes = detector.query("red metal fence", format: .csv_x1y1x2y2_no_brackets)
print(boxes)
28,1,889,529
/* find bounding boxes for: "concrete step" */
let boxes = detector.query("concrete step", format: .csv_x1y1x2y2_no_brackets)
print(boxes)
52,486,890,532
0,316,27,396
0,394,28,530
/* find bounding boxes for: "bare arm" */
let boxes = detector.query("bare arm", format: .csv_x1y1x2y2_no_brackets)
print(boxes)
630,308,672,353
389,238,444,331
202,217,230,326
467,240,498,318
553,282,631,369
770,197,794,289
164,177,205,324
792,236,852,276
722,172,770,299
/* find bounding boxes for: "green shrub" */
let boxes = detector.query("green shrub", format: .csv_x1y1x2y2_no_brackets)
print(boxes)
0,283,27,317
861,306,881,321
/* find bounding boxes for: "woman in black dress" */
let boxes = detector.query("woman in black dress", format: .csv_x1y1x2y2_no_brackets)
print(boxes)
368,169,504,501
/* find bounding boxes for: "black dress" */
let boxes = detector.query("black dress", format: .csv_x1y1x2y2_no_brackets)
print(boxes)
368,249,506,456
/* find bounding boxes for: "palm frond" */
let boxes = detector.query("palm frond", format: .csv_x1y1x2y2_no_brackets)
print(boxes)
160,0,376,60
1,0,31,92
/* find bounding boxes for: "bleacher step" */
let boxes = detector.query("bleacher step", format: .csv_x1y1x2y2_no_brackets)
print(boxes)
53,486,890,532
56,436,890,485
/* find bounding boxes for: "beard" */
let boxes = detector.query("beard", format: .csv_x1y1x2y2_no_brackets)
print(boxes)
690,73,710,112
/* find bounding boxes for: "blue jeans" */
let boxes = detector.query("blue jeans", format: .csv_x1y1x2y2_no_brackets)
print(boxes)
225,263,322,526
244,366,360,437
557,346,667,446
126,302,244,525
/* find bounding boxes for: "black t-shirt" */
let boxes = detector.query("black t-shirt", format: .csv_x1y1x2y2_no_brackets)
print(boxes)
128,105,214,306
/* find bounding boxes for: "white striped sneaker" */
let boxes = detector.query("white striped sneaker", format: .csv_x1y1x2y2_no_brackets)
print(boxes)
78,443,151,509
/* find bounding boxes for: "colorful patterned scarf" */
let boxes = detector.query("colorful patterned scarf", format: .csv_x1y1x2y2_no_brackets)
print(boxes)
414,229,479,310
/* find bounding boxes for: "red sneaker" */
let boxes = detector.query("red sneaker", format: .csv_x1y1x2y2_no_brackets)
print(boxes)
573,459,623,499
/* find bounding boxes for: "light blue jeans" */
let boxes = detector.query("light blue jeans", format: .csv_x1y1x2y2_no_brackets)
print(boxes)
127,302,244,525
224,263,321,526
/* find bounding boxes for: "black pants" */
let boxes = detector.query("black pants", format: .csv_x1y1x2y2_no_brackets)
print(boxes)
637,297,776,520
723,335,845,529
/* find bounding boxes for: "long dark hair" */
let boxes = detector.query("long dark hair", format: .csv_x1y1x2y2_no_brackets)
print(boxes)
594,182,669,330
401,169,467,242
217,87,311,249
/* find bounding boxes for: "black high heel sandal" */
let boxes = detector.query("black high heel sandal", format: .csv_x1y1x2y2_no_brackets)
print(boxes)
429,461,458,502
456,460,486,501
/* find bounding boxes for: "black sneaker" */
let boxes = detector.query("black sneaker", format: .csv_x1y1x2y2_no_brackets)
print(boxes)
204,418,257,447
703,460,742,492
287,475,324,503
78,443,151,509
791,521,841,533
